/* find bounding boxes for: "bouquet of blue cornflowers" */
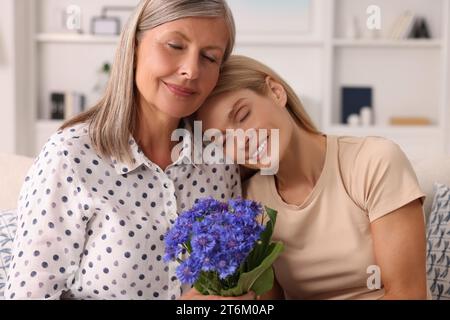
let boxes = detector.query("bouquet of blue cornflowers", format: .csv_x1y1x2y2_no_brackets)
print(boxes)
163,197,284,297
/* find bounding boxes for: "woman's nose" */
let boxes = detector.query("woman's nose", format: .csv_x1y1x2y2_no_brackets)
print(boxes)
179,53,200,80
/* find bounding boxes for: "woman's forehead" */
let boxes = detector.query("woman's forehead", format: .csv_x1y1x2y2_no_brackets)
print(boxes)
148,17,229,43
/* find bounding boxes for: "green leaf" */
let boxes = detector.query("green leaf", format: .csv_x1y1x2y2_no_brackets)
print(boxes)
219,241,284,297
194,271,221,295
245,207,279,270
185,240,192,254
250,266,274,295
265,206,278,226
194,277,209,295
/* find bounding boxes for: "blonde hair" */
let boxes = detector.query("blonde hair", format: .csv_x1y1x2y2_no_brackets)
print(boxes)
208,55,320,134
61,0,236,164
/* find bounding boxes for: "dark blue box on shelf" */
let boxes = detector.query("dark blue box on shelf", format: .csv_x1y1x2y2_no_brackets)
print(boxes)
341,87,373,124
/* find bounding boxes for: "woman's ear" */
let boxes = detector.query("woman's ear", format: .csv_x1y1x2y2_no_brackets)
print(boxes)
265,76,287,108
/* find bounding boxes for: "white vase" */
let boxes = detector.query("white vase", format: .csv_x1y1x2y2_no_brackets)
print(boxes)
360,107,373,126
347,114,361,127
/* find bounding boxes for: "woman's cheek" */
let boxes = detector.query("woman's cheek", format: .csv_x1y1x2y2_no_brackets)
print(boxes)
200,70,220,100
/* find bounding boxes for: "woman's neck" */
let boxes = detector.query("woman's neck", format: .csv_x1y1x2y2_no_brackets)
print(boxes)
275,125,327,193
134,99,180,171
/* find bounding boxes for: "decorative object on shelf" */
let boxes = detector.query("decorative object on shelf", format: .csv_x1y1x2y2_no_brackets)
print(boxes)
345,107,373,127
50,93,65,120
64,92,86,120
49,5,84,34
388,11,433,40
50,4,83,34
341,87,373,125
410,17,432,39
388,11,416,40
226,0,312,38
91,6,135,36
359,106,374,126
50,92,86,120
347,114,361,127
346,16,361,39
93,62,112,98
65,5,83,33
91,16,120,35
390,117,433,126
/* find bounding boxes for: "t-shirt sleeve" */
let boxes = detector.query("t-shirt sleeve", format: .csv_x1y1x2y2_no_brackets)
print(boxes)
350,137,426,223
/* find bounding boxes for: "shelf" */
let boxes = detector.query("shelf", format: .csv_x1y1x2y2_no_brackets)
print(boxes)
236,35,324,46
326,125,443,137
332,39,443,48
35,36,440,48
36,33,324,47
36,119,65,129
36,33,119,44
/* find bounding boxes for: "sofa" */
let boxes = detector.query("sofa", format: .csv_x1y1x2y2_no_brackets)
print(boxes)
0,154,34,211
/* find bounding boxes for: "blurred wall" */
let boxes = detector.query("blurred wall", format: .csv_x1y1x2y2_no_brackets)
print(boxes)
0,0,16,153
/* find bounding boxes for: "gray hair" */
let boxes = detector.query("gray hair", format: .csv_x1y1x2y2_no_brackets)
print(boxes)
61,0,236,164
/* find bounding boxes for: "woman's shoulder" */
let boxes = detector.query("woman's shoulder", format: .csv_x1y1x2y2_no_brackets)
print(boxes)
33,122,95,172
337,135,404,166
40,122,91,154
336,135,417,208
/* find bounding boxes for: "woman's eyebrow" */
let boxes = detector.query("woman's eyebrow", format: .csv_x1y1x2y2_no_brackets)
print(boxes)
166,31,190,41
167,31,224,52
202,45,225,53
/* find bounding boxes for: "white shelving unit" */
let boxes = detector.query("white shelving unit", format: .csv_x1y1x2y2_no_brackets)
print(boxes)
35,33,120,44
322,0,450,159
332,38,443,48
28,0,450,159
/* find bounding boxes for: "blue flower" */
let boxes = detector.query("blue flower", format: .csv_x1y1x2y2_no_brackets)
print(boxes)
176,258,201,284
214,253,239,279
164,197,266,285
191,233,216,253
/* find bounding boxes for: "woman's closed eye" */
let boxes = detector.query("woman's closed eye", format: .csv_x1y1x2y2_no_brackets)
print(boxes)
202,53,217,63
168,42,184,50
235,106,250,123
168,43,218,64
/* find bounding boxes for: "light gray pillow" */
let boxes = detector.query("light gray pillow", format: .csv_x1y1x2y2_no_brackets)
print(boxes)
426,183,450,300
0,209,17,300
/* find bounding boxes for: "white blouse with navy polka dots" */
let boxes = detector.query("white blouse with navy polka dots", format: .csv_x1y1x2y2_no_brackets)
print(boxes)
5,122,241,300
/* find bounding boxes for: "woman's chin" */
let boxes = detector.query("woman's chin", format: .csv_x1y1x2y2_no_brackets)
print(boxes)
157,106,197,120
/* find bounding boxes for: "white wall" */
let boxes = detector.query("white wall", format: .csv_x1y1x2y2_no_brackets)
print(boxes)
0,0,16,154
0,0,33,156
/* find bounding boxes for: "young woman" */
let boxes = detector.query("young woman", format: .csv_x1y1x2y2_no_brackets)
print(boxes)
196,55,429,300
5,0,253,300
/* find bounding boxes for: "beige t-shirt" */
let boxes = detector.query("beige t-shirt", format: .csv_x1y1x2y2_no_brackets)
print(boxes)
244,135,426,300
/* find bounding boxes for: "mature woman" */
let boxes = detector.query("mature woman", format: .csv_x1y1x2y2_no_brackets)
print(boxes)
196,55,429,300
5,0,248,300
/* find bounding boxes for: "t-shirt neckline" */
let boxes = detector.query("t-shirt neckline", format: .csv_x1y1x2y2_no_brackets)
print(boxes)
268,134,335,211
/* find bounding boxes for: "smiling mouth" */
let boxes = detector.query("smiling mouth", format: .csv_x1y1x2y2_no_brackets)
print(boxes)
249,135,269,161
164,82,197,97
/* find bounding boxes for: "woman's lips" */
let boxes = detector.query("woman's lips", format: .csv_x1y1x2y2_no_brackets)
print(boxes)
247,135,269,162
164,82,197,97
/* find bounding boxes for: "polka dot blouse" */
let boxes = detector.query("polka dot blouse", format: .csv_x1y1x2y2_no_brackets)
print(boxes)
5,122,241,300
